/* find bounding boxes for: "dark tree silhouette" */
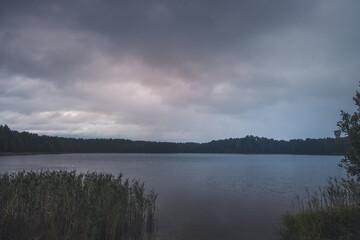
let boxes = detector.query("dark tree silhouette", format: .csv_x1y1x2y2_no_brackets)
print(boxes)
338,89,360,180
0,125,347,155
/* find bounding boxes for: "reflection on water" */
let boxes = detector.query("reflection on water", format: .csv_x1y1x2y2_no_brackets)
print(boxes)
0,153,345,240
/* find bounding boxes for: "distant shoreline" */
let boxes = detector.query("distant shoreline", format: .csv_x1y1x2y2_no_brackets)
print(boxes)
0,152,50,156
0,152,344,157
0,125,348,156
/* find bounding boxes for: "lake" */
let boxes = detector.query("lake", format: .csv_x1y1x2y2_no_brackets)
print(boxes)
0,153,346,240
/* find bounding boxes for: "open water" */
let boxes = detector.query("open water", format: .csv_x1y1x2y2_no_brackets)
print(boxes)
0,153,346,240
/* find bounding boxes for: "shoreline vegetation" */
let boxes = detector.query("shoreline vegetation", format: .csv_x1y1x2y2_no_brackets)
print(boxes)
0,125,347,155
281,88,360,239
0,152,347,157
280,177,360,239
0,170,157,240
0,152,50,156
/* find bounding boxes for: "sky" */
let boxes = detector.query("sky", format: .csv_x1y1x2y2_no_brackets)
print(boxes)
0,0,359,142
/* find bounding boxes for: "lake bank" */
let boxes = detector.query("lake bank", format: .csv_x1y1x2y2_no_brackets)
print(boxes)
0,152,50,156
0,151,344,157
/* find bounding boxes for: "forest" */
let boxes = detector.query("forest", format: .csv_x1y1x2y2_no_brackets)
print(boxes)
0,124,347,155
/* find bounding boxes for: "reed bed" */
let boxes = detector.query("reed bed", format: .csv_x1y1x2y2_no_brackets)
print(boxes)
292,177,360,211
281,177,360,239
0,170,157,240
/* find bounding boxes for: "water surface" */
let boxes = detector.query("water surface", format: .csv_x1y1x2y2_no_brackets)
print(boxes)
0,153,345,240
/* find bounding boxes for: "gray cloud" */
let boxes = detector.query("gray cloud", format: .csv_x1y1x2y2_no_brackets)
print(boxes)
0,0,359,141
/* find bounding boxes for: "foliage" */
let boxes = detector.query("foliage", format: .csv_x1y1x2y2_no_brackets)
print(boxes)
0,170,157,240
281,87,360,239
281,207,360,240
280,177,360,240
338,90,360,179
0,125,347,155
298,177,360,211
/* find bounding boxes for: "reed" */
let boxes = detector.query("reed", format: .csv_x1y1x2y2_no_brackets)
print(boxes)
280,177,360,239
0,170,157,240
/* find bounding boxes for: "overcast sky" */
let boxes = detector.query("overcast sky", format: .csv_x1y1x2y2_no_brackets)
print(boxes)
0,0,359,142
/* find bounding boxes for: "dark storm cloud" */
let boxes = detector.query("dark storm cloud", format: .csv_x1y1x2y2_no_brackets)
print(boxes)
0,0,322,79
0,0,359,141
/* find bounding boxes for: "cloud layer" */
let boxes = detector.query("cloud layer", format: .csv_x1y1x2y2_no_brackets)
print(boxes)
1,0,359,142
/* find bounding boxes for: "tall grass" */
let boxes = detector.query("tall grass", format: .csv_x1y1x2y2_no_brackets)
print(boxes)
281,177,360,240
0,170,157,240
294,177,360,211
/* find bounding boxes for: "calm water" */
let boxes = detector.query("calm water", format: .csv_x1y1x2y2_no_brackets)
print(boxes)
0,153,345,240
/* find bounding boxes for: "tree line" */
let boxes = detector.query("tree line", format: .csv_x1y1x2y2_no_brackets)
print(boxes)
0,124,347,155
